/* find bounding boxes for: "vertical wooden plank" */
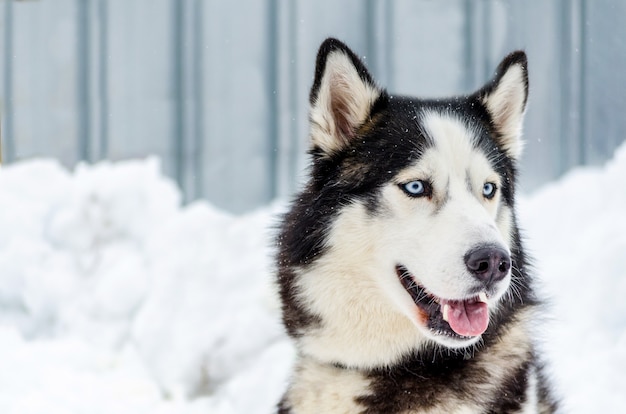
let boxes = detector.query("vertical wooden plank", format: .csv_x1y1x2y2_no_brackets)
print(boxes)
201,0,273,212
105,0,173,172
388,0,466,96
558,0,585,170
76,0,91,162
582,0,626,164
463,0,494,91
171,0,184,191
1,0,15,162
79,0,110,164
191,0,205,201
96,0,110,160
578,0,589,165
497,0,565,189
10,0,80,166
266,0,279,201
273,0,300,198
365,0,394,88
173,0,206,203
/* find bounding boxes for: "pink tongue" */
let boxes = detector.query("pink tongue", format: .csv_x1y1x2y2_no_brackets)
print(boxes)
443,299,489,337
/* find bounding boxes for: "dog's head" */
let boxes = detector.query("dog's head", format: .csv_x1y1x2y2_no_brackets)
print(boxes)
278,38,531,368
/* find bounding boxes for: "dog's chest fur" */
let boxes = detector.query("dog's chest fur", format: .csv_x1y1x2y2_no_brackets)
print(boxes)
279,317,544,414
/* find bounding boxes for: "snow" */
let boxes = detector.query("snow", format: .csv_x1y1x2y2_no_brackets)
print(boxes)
1,143,625,413
519,142,626,412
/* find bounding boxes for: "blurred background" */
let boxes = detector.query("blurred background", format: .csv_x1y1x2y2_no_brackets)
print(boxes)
1,0,625,213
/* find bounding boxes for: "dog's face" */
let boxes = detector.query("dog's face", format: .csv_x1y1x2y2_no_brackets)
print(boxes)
357,111,516,348
279,39,529,368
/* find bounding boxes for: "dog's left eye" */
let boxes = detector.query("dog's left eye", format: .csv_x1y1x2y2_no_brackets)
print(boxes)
482,182,497,199
401,180,430,197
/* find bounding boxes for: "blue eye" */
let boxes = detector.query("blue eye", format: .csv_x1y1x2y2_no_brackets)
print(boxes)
401,180,429,197
483,182,497,199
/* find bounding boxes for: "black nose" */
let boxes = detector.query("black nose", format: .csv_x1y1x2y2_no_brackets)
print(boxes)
464,246,511,285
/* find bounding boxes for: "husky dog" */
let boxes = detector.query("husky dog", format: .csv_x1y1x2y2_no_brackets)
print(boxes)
276,38,556,413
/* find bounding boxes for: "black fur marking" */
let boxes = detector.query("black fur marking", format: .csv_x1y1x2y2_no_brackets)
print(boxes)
537,366,560,413
433,177,450,214
486,361,530,413
358,355,491,412
465,169,473,193
277,398,292,414
276,266,321,338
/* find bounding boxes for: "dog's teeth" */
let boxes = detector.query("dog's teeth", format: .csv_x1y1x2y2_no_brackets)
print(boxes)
478,292,488,303
442,304,450,322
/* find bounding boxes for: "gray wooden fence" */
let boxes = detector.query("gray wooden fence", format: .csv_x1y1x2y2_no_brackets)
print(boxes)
1,0,625,213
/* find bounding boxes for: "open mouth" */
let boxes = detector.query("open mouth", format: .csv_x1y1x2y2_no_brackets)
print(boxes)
396,265,489,340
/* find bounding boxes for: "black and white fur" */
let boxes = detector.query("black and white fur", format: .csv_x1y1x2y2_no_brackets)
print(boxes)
276,38,556,413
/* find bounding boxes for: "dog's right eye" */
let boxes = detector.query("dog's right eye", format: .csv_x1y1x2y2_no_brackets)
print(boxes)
401,180,430,198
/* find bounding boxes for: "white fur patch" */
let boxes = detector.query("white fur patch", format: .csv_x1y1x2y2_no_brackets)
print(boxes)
309,51,380,154
281,358,371,413
481,64,527,160
296,201,426,368
521,365,539,414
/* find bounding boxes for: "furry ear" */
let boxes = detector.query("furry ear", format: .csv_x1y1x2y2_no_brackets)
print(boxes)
479,51,529,160
308,38,383,155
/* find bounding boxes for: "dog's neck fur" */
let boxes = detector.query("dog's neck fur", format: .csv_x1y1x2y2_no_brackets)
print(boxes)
280,309,543,413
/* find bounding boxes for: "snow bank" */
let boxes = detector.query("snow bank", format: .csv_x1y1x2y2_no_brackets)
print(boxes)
520,142,626,413
0,158,292,413
0,141,625,413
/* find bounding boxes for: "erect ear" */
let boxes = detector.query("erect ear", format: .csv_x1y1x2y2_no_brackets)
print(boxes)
478,51,529,160
308,38,383,155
